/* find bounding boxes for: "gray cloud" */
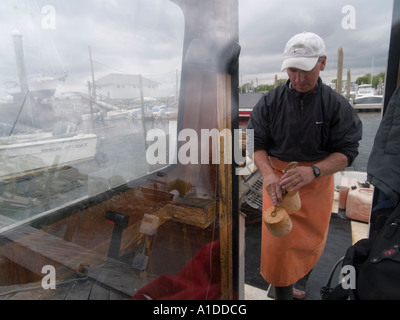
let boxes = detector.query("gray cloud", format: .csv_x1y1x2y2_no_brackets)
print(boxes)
239,0,393,84
0,0,184,96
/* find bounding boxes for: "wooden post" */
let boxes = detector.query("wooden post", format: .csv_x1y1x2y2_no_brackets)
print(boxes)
337,46,344,94
346,69,351,101
274,75,278,88
217,73,233,300
139,74,144,115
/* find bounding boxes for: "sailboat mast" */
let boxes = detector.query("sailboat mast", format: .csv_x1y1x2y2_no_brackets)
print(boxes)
12,29,36,129
12,29,29,97
89,46,96,100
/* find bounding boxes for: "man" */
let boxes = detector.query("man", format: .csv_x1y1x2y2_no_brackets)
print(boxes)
247,32,362,300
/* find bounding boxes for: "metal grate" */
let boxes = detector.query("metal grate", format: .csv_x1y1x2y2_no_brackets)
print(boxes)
244,189,263,210
243,169,263,196
242,169,263,209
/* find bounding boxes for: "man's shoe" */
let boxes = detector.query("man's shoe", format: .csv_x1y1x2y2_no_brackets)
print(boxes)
293,270,312,300
293,287,307,299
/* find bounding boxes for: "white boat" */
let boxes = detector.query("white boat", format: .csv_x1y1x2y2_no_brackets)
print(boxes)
0,133,98,180
6,73,68,103
352,95,383,111
152,106,178,120
356,84,376,98
103,109,134,121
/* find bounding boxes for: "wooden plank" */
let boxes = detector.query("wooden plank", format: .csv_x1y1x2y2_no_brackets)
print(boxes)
0,277,130,300
0,225,142,298
87,261,146,298
109,290,129,300
45,284,72,300
64,280,93,300
0,264,73,300
88,282,110,300
0,225,106,274
217,73,233,300
0,282,42,300
7,286,46,300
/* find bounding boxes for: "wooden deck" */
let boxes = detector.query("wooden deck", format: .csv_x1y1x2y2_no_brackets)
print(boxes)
0,222,150,299
0,199,216,300
0,277,129,300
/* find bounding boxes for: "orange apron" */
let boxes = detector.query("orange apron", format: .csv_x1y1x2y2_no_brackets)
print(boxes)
260,157,334,287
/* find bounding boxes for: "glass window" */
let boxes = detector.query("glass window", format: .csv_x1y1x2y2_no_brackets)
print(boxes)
0,0,239,302
0,0,192,299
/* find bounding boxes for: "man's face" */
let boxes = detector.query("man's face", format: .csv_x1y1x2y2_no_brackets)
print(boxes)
287,56,327,94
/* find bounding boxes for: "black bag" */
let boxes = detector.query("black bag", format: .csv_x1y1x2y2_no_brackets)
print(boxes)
322,202,400,300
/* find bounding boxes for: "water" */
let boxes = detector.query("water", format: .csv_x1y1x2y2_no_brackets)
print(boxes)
351,112,382,173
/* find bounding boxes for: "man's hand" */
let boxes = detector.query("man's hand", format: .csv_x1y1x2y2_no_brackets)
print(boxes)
279,166,315,192
264,172,283,206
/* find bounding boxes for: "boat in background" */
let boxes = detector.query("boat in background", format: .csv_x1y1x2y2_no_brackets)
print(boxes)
356,84,376,98
352,95,383,112
0,132,99,180
5,72,68,103
1,27,99,181
152,106,178,120
103,109,134,121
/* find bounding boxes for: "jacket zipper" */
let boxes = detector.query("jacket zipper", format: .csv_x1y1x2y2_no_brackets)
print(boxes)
300,98,304,115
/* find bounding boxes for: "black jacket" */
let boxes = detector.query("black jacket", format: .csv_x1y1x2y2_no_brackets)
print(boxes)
247,78,362,165
367,85,400,205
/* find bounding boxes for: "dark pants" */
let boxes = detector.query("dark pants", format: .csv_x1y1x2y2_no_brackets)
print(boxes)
273,285,293,300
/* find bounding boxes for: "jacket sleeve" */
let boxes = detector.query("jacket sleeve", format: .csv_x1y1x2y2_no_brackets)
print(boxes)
247,95,270,154
328,97,363,166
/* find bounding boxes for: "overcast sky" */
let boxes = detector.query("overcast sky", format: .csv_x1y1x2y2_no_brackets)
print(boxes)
0,0,394,99
239,0,394,86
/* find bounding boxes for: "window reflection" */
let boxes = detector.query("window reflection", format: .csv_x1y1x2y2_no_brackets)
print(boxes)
0,0,183,230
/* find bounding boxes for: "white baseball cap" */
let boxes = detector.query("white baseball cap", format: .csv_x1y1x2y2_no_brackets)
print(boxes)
281,32,326,72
